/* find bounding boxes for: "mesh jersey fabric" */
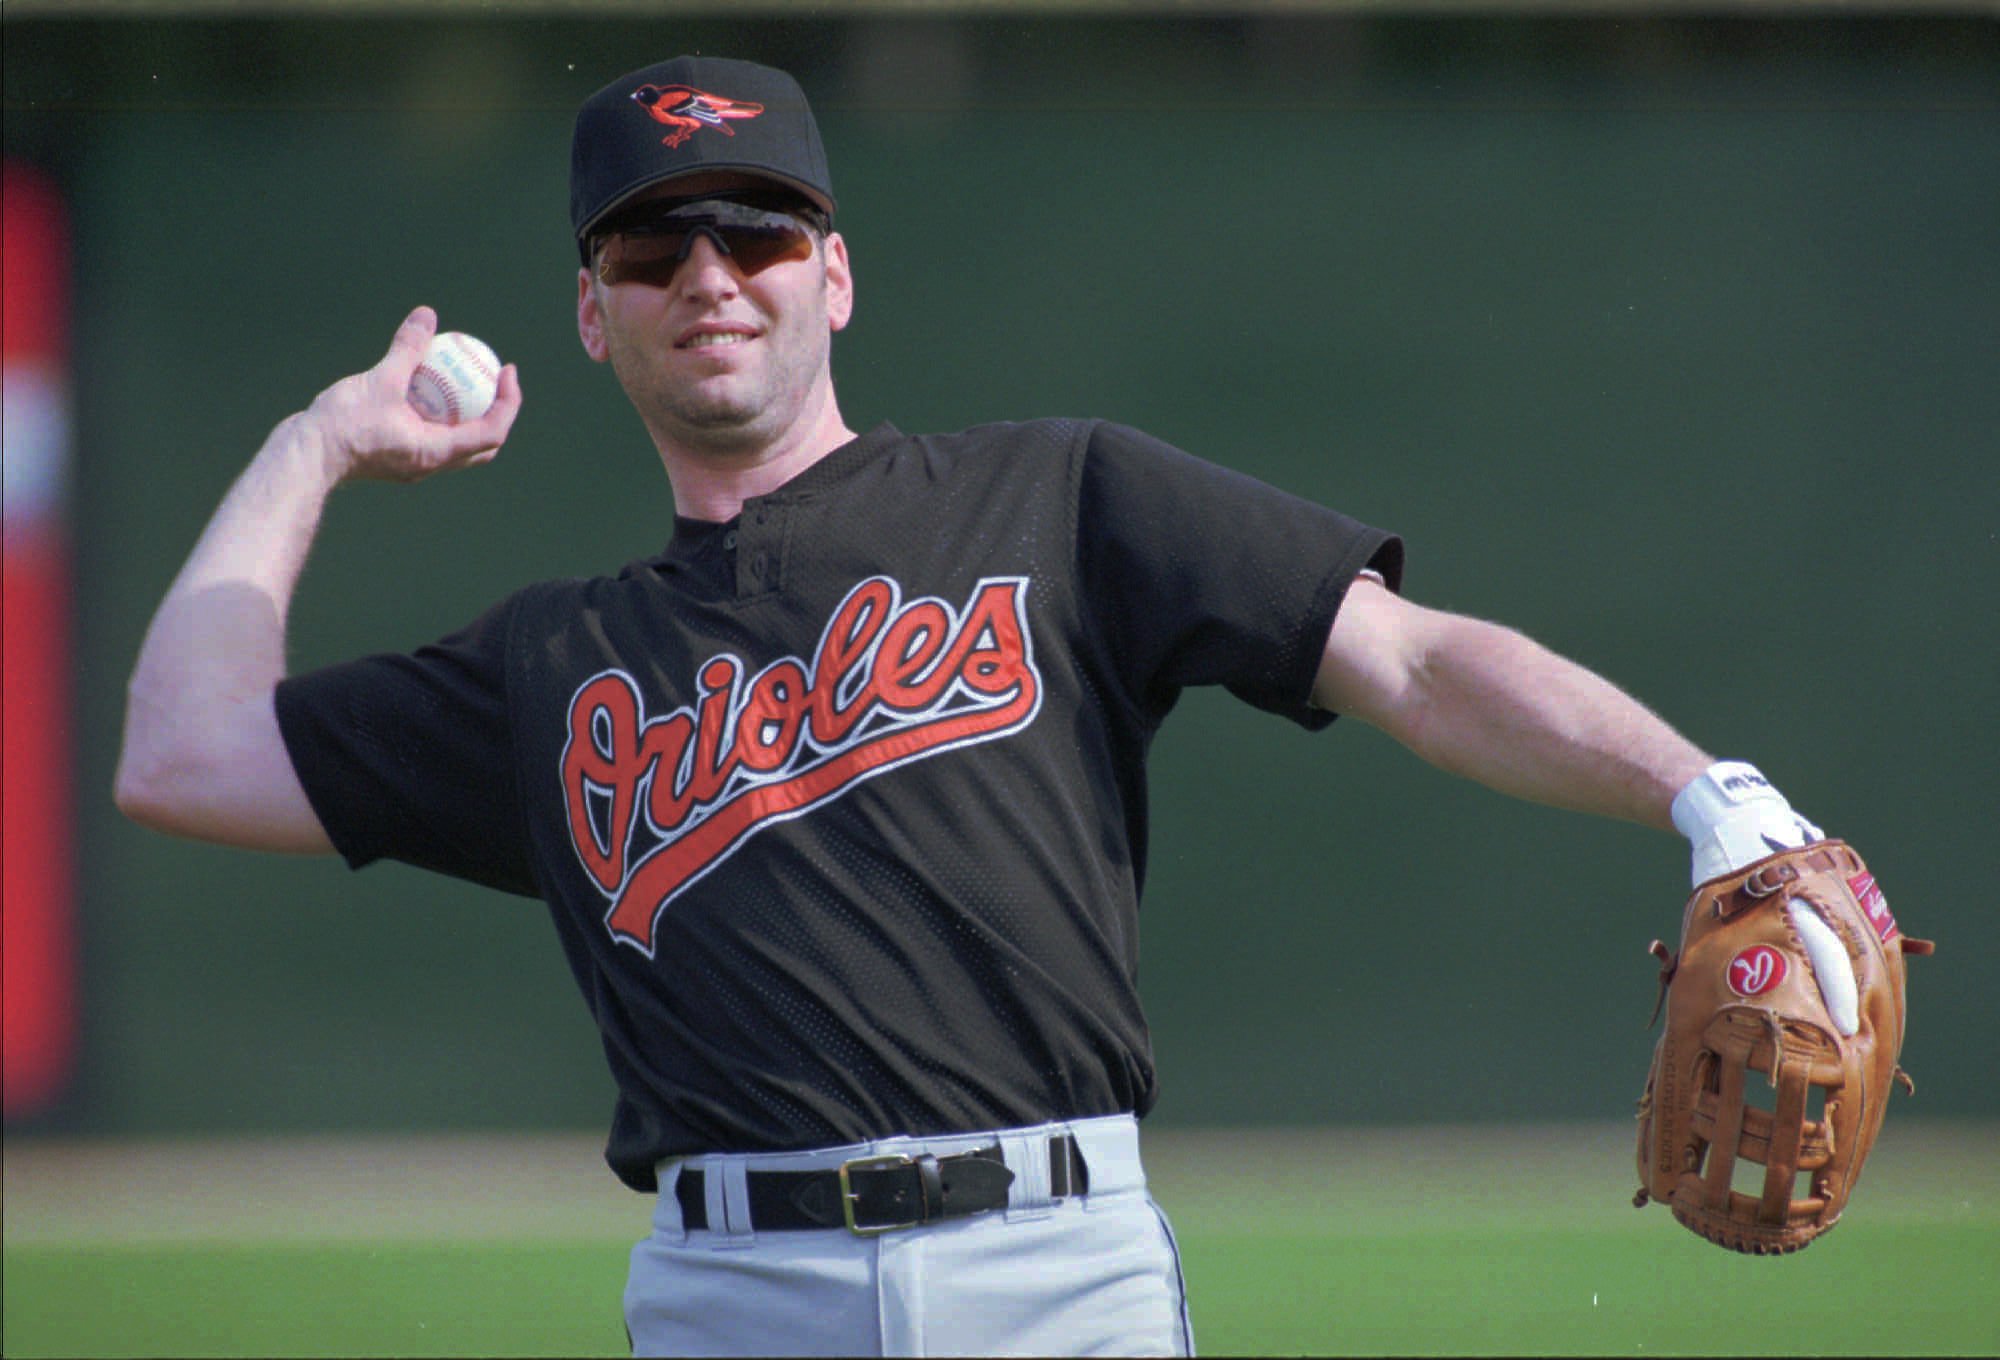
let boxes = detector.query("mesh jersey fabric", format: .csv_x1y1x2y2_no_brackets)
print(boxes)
275,418,1403,1189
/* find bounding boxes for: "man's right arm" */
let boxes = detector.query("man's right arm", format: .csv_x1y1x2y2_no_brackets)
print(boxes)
114,307,521,852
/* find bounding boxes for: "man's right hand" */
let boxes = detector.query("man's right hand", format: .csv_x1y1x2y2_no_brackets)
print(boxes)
299,306,522,486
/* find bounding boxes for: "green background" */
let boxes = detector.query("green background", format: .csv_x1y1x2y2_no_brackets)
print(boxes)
7,1123,1998,1355
4,12,1996,1141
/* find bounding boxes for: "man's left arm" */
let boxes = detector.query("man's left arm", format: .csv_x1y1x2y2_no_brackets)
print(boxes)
1313,577,1819,878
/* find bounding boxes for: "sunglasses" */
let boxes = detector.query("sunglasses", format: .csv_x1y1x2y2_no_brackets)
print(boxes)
592,195,824,288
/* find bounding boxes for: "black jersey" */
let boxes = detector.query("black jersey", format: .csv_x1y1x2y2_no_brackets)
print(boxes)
275,418,1402,1190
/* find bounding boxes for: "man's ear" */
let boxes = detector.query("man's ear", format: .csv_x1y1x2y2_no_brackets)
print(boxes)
823,232,854,333
577,268,610,362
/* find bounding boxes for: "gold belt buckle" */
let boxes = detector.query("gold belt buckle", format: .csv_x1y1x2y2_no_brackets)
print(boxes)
838,1153,917,1236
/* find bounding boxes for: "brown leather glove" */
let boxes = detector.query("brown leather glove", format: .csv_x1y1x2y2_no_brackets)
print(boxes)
1634,841,1933,1253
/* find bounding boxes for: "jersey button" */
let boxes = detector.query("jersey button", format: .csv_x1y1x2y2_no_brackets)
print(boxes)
723,530,738,550
750,552,770,578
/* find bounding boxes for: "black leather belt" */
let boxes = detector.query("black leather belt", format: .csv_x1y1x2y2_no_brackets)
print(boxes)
675,1134,1088,1235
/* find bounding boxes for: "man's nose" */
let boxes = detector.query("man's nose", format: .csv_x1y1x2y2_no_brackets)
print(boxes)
677,231,741,299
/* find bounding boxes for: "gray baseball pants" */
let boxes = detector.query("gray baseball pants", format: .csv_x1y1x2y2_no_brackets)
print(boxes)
624,1114,1193,1356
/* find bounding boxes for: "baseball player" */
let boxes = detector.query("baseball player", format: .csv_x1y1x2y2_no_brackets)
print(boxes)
116,55,1830,1357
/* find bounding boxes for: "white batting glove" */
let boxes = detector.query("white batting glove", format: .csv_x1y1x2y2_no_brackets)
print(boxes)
1670,760,1825,888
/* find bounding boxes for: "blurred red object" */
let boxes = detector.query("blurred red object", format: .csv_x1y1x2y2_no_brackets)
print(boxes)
4,158,78,1118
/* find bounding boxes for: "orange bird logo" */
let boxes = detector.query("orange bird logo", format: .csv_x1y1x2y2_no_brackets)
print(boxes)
631,85,766,149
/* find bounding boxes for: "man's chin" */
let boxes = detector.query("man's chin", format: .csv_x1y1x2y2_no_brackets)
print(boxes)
663,398,782,453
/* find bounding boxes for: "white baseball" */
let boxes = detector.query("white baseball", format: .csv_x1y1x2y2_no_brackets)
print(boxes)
407,331,501,425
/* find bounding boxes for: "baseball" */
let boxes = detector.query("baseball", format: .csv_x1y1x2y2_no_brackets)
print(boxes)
407,331,501,425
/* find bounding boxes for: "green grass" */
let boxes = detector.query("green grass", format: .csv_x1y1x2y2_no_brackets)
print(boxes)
3,1243,631,1358
10,1223,1995,1357
1178,1223,2000,1356
7,1124,1995,1356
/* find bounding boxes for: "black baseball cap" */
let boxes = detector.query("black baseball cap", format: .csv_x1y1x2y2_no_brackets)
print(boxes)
571,56,836,262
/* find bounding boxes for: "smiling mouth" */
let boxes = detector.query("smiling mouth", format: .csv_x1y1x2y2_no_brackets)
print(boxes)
680,331,755,351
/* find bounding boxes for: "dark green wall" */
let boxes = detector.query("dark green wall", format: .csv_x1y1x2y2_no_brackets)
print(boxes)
6,14,1994,1137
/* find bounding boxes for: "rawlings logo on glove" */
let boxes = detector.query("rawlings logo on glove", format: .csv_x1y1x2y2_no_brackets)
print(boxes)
1634,841,1933,1254
1726,946,1786,997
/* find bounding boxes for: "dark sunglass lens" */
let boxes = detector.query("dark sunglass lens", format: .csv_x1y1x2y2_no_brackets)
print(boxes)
598,231,693,287
596,204,814,287
719,223,814,273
